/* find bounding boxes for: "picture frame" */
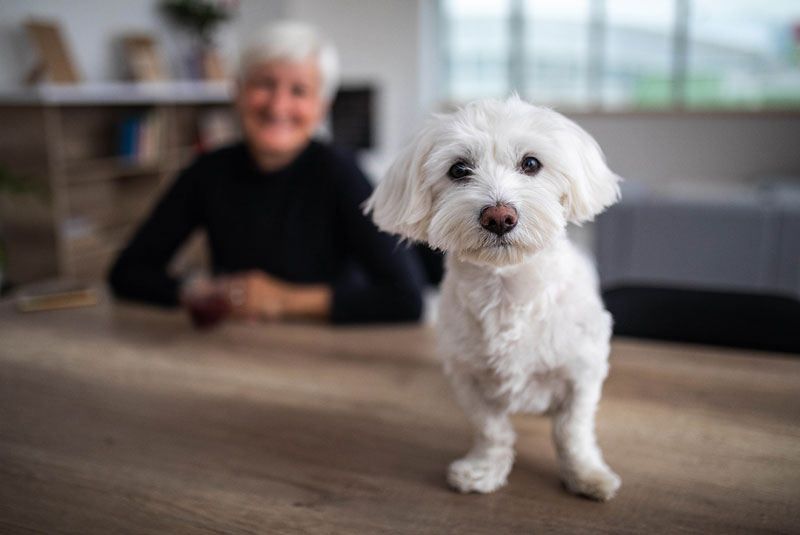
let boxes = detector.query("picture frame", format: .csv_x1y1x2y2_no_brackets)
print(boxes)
121,33,167,82
25,19,81,84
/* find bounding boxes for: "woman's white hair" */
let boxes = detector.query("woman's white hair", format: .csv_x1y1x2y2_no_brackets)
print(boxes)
239,20,340,101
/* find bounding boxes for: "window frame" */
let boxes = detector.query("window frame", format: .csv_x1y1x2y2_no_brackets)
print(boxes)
435,0,800,113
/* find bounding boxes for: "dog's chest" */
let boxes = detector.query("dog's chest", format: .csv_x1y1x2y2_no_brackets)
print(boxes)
449,273,568,411
450,262,560,366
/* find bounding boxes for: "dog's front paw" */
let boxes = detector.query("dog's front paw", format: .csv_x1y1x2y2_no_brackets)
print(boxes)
562,466,621,501
447,450,514,493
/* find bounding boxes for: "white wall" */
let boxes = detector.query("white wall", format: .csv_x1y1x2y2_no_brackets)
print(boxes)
570,111,800,194
0,0,282,86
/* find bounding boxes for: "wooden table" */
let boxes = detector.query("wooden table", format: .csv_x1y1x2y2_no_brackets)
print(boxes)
1,297,799,534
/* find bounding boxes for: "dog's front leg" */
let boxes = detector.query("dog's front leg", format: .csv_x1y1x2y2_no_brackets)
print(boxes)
447,375,516,493
552,379,620,501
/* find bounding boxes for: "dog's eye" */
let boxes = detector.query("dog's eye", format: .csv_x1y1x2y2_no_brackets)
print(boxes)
520,156,542,176
448,161,472,181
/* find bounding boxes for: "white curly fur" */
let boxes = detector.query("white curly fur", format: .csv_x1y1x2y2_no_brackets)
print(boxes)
365,96,622,500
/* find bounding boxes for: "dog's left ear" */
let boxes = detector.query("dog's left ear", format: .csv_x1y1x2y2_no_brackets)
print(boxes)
557,118,622,223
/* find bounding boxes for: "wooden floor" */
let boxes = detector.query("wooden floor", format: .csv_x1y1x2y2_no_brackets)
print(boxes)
1,298,799,534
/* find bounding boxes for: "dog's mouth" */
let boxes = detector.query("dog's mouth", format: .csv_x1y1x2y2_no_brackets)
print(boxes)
486,233,514,248
459,240,528,267
454,226,548,266
462,234,516,256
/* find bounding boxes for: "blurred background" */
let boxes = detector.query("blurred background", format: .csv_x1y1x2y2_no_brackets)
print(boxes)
0,0,798,351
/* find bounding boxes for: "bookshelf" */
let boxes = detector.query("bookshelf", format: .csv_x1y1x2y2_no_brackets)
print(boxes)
0,82,238,285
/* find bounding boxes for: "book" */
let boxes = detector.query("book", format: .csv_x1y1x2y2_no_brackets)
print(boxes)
118,110,164,164
15,279,99,312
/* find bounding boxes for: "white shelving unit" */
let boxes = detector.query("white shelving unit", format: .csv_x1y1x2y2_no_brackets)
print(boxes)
0,82,237,284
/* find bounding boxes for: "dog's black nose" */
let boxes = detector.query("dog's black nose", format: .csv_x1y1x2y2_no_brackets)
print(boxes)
480,204,518,236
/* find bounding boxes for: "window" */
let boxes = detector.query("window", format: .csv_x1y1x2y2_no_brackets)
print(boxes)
523,0,592,107
604,0,676,109
688,0,800,108
441,0,513,101
439,0,800,110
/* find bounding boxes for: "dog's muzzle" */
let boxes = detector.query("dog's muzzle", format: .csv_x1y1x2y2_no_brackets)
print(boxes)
480,204,518,237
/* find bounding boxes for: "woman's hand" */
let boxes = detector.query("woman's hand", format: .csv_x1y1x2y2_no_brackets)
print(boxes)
221,270,332,322
221,270,287,321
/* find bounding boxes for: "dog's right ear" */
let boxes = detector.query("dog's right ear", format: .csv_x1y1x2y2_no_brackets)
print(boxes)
363,127,435,242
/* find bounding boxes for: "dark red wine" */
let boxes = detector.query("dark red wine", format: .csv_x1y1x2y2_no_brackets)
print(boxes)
187,293,229,329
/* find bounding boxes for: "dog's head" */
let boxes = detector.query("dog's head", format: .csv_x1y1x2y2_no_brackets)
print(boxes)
364,96,621,266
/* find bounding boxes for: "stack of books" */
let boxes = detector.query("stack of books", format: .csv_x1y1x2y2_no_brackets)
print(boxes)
118,110,164,164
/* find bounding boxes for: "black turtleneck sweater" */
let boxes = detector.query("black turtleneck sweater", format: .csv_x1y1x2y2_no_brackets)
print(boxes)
108,141,424,323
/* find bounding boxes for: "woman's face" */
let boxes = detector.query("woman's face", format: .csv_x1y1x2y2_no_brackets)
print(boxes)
236,57,326,170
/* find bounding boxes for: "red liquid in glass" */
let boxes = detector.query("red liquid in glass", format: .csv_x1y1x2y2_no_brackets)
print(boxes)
187,293,229,329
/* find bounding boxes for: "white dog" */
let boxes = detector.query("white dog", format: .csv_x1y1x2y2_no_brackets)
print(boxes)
365,96,622,501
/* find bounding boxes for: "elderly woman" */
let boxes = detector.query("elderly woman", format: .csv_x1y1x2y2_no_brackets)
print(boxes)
109,21,424,323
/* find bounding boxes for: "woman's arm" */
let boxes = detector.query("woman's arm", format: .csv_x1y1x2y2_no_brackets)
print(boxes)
328,161,426,324
108,167,200,306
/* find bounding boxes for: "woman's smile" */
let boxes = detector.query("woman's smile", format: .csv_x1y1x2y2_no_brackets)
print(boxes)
237,58,326,171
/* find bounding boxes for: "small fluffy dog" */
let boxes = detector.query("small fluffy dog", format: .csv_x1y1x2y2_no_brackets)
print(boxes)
365,96,622,500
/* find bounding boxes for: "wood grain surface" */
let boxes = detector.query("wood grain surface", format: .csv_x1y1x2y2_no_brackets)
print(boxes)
1,298,798,534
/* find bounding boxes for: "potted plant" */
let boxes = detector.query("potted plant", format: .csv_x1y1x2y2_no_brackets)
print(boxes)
160,0,237,79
